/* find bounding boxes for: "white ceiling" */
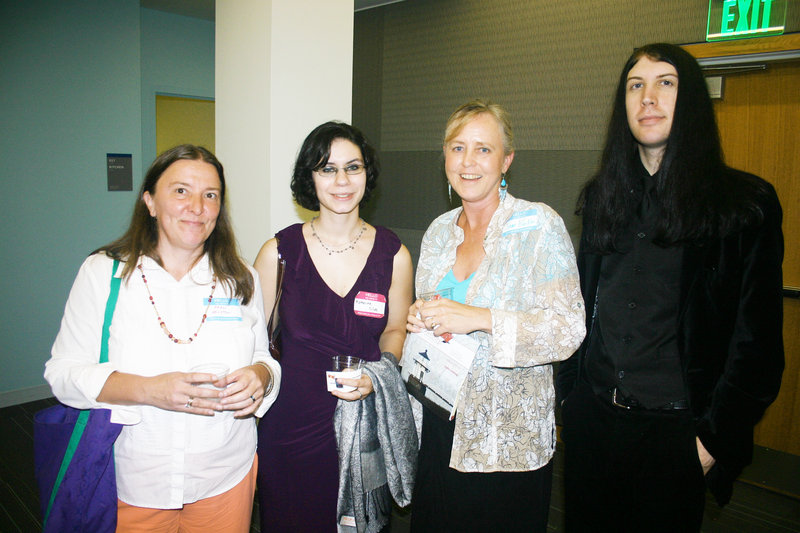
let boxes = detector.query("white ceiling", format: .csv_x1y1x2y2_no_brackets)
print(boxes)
139,0,404,21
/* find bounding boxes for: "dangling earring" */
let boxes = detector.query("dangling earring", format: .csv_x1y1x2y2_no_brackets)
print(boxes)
448,183,452,204
499,173,508,201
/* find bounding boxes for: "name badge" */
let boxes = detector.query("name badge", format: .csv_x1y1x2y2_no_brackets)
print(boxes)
502,208,540,235
206,297,242,321
353,291,386,318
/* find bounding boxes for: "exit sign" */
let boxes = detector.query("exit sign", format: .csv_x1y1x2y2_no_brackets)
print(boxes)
707,0,787,41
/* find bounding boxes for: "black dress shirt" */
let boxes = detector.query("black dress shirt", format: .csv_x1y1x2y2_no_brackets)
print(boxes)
584,158,687,408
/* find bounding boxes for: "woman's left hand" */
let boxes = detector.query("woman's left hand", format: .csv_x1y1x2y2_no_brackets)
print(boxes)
218,364,272,417
331,372,374,402
417,298,492,336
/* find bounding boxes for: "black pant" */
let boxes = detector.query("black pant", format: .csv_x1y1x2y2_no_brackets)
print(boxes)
410,408,553,533
561,383,706,533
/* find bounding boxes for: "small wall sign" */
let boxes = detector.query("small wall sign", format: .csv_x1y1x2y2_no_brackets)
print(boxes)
107,153,132,191
707,0,787,41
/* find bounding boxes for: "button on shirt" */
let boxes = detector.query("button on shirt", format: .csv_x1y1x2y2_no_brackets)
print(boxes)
584,160,686,409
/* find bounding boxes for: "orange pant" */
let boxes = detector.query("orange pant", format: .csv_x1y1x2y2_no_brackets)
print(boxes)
117,456,257,533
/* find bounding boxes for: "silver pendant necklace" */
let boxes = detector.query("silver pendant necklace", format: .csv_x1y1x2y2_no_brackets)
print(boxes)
310,217,367,255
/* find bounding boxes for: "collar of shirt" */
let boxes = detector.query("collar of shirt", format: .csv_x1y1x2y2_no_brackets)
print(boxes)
138,254,214,285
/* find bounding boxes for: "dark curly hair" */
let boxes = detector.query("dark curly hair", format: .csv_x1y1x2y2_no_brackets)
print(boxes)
291,121,380,211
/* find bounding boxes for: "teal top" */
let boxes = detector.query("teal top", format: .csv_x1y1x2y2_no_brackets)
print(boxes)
436,269,474,304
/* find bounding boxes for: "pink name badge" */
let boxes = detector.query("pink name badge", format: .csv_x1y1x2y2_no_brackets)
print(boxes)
353,291,386,318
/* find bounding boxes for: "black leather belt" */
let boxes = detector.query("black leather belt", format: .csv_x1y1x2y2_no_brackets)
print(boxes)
610,388,689,411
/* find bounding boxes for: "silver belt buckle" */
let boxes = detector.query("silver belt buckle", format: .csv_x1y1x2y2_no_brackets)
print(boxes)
612,388,631,409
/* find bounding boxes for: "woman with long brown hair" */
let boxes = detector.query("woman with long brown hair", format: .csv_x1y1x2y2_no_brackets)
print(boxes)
46,145,280,532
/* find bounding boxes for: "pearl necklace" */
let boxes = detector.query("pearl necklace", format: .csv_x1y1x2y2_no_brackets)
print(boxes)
138,262,216,344
310,217,367,255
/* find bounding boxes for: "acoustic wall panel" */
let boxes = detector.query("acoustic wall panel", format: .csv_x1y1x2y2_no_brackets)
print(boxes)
379,0,715,151
354,1,800,243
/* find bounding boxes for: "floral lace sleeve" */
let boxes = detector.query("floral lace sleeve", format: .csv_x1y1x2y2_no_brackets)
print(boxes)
488,208,585,368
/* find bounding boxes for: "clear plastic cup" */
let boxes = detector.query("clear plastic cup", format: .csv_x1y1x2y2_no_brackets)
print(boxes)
326,355,364,392
190,363,230,393
419,287,453,301
418,288,454,342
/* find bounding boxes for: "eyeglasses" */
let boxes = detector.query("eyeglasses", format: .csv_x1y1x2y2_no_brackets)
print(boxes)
315,163,365,177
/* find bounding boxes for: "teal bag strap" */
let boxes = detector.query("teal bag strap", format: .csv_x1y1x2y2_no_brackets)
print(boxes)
44,259,121,525
100,260,121,364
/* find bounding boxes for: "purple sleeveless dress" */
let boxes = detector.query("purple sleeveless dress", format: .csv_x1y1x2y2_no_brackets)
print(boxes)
257,223,401,532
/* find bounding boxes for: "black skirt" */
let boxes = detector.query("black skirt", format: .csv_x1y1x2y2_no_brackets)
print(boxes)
410,406,553,533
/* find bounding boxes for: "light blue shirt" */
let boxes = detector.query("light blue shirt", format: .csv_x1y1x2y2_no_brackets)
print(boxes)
437,269,473,305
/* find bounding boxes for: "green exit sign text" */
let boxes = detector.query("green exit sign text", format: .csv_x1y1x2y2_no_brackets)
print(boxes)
707,0,787,41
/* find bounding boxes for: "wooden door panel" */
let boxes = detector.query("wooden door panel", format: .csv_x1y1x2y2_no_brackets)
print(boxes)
714,61,800,287
755,299,800,455
712,59,800,454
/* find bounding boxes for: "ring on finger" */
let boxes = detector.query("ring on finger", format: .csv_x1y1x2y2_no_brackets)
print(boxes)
185,397,194,408
250,394,257,403
356,389,363,400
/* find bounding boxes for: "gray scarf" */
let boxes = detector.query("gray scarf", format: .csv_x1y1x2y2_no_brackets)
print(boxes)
334,353,418,532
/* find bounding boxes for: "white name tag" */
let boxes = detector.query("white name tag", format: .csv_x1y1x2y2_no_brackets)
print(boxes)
339,515,356,527
353,291,386,318
502,208,540,235
206,297,242,321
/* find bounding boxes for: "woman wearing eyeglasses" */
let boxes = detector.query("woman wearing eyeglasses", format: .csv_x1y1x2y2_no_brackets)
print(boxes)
253,121,417,532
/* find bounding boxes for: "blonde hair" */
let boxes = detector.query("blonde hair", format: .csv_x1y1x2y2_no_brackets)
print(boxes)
443,99,514,154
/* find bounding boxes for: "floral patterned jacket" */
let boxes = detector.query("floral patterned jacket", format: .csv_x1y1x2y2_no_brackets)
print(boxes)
415,194,585,472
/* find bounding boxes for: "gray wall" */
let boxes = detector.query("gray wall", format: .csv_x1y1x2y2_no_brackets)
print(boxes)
354,0,800,258
0,1,214,403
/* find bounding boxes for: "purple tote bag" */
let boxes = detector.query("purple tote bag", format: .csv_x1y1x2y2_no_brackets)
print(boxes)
34,406,122,532
34,259,122,532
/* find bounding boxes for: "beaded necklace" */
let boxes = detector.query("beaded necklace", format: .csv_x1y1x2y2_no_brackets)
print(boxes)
310,217,367,255
138,262,216,344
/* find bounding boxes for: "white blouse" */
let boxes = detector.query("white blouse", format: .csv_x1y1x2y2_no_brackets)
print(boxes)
46,253,281,508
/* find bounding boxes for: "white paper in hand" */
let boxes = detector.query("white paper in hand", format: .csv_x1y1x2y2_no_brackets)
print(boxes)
400,330,480,419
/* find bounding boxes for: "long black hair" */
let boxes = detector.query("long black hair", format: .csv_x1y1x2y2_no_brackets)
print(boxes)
579,43,766,252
